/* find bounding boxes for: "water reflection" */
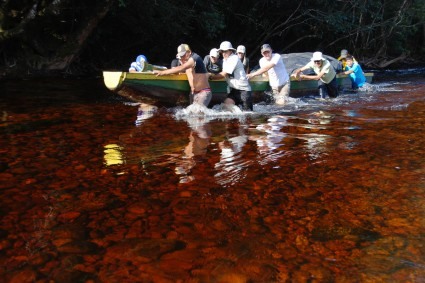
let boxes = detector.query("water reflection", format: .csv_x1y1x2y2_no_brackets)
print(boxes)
214,121,250,186
135,103,157,126
103,144,124,166
2,76,425,282
174,117,212,183
251,116,289,165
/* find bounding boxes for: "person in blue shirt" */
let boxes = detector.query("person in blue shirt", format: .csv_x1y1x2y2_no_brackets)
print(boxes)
343,55,366,89
129,55,148,72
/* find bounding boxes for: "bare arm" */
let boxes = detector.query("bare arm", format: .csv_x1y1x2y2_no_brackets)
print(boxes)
209,71,227,80
291,65,309,80
154,58,193,76
246,61,275,79
299,69,325,81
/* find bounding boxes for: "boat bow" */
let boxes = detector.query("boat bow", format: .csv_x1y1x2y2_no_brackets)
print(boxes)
104,71,126,91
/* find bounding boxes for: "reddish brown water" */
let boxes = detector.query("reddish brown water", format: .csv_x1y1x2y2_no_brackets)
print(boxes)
1,75,425,282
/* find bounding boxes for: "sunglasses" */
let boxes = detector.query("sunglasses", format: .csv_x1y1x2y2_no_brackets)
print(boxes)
314,60,322,64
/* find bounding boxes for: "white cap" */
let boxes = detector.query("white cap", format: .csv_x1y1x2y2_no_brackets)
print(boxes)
209,48,219,58
218,41,236,52
311,51,325,61
237,45,246,53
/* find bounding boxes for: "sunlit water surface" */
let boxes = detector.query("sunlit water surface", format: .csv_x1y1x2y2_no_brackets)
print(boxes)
1,73,425,282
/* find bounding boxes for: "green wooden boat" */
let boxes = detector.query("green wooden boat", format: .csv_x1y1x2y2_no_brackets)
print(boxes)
103,70,373,105
103,52,373,106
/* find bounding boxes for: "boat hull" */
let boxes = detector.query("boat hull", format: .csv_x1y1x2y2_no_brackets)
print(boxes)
103,71,374,106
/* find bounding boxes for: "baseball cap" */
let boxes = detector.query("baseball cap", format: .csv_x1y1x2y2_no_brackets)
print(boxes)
209,48,219,58
340,49,348,58
237,45,246,53
261,44,272,53
177,44,191,57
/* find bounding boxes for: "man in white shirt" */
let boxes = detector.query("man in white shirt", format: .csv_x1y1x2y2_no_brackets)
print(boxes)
292,51,339,98
247,44,290,105
210,41,253,111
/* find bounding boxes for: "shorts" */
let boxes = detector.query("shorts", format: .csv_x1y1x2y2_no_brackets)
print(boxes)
318,77,339,98
271,80,290,105
227,87,253,111
190,88,212,106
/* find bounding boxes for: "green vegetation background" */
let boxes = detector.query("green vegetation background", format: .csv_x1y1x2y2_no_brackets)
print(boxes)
0,0,424,77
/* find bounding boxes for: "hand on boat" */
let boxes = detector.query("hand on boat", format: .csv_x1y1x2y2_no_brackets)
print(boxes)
291,73,303,81
246,73,255,80
154,70,165,76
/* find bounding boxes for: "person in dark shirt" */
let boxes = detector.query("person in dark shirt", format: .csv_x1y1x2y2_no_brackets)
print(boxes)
154,44,212,107
171,56,181,68
203,48,222,74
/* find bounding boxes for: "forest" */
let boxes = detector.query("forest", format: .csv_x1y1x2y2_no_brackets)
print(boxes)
0,0,424,77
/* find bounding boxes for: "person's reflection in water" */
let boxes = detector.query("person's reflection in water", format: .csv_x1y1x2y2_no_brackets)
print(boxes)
304,111,333,161
214,121,249,186
175,117,212,183
135,103,158,126
251,116,288,165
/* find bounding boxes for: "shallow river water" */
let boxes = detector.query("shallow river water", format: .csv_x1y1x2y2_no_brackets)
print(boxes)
1,72,425,282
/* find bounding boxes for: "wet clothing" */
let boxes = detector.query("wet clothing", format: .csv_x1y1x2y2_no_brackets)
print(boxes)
260,53,290,104
190,88,212,106
203,55,223,74
304,59,339,98
227,88,253,111
345,62,366,89
271,82,290,105
190,53,211,106
223,54,252,110
318,77,339,98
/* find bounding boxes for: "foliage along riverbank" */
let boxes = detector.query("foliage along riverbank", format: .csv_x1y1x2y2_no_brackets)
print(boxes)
0,0,424,79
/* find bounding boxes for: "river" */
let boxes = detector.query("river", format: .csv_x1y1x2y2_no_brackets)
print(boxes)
1,71,425,282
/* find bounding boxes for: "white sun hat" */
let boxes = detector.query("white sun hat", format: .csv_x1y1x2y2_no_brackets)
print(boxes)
218,41,236,52
311,51,325,61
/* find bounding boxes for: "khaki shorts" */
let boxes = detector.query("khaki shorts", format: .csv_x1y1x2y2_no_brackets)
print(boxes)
272,81,290,105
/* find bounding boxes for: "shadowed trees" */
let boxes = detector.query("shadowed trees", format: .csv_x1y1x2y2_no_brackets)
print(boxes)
0,0,423,76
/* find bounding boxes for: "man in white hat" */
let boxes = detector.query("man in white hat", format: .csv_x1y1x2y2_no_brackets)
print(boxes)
203,48,222,74
236,45,249,73
154,44,212,107
246,44,290,105
292,51,339,98
210,41,253,111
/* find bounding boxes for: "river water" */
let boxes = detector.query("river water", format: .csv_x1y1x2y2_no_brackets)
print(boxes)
1,72,425,282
